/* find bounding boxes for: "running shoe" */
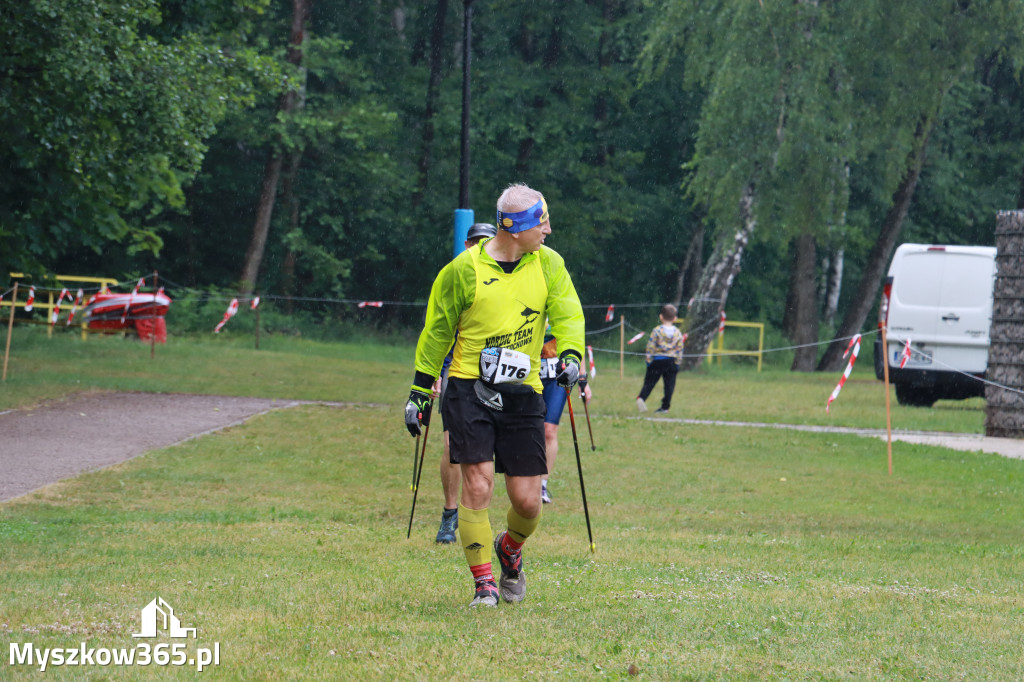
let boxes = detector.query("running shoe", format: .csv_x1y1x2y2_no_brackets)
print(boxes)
636,397,647,412
493,531,526,603
541,482,552,504
470,580,499,608
654,407,669,414
435,508,458,544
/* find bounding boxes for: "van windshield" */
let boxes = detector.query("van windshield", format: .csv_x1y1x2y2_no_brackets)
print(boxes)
897,252,993,308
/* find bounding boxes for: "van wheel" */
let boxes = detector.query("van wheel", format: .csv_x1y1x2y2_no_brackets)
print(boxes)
895,384,936,408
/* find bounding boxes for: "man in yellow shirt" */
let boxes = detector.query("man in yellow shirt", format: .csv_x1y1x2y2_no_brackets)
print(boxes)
405,183,585,607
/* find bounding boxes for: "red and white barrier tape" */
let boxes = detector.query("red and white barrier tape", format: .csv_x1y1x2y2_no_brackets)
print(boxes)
121,277,145,324
213,298,239,333
826,333,861,413
604,304,615,322
899,338,911,369
50,288,69,325
587,345,596,378
627,332,644,345
251,296,260,310
67,289,84,325
719,311,726,333
357,301,383,308
24,286,35,312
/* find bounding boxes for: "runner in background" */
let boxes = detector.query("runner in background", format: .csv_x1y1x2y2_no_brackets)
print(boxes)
538,326,591,504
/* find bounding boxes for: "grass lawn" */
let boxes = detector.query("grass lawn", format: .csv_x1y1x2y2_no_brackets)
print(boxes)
1,328,1020,679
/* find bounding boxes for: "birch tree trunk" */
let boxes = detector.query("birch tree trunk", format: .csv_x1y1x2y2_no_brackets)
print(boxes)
820,247,844,327
680,184,756,371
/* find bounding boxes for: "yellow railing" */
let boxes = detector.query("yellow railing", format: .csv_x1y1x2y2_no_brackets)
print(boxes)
4,274,120,339
706,320,765,371
616,316,766,376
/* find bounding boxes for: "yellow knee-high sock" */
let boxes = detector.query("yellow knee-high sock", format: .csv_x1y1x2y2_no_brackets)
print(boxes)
506,506,540,547
458,504,492,569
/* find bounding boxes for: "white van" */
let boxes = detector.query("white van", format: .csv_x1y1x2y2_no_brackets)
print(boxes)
873,243,997,407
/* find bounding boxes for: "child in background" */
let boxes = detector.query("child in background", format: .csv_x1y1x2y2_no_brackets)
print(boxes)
636,304,684,414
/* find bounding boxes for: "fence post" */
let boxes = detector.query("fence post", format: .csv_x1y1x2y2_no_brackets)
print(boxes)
3,282,19,381
46,290,54,338
619,315,625,379
151,271,158,359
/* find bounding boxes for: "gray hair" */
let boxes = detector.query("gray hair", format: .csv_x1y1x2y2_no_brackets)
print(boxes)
497,183,544,214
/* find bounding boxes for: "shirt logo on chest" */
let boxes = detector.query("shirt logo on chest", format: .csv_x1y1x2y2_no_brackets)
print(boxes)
482,278,499,286
517,301,540,330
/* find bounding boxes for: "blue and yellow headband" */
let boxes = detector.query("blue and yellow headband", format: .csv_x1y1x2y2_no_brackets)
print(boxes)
497,198,549,234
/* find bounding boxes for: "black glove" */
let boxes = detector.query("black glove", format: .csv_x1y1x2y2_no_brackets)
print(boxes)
405,388,432,437
555,354,581,389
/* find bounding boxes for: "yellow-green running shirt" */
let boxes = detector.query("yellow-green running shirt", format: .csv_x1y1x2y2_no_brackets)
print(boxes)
413,240,585,394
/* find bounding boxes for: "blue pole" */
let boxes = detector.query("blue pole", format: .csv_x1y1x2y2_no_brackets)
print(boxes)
454,209,474,257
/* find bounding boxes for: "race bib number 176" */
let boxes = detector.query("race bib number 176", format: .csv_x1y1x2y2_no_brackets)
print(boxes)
479,347,531,385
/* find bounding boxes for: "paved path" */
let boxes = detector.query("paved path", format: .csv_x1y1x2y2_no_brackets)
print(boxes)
4,393,1021,503
644,417,1024,460
0,392,306,502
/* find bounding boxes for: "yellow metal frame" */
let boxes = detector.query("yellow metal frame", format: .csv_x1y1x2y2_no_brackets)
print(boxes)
705,320,765,371
3,274,120,339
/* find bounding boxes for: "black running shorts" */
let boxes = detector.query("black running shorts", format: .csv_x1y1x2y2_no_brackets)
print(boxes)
441,377,547,476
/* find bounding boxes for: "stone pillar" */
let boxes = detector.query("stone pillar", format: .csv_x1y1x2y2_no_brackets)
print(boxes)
985,210,1024,437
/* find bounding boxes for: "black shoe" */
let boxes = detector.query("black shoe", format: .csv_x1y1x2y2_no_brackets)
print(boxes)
654,407,669,414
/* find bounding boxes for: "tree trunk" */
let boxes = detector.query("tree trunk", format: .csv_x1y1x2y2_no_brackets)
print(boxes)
240,154,285,294
820,247,844,327
411,0,448,208
238,0,311,295
279,148,304,315
816,116,933,371
681,184,757,371
787,232,819,371
672,221,705,309
985,210,1024,437
593,0,615,166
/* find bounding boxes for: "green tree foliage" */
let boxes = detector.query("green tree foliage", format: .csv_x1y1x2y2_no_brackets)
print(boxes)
0,0,276,277
6,0,1024,352
642,0,1024,347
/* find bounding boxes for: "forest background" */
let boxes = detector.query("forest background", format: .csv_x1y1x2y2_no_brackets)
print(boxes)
3,0,1024,372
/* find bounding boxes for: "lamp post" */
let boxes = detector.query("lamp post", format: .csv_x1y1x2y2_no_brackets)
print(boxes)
453,0,476,255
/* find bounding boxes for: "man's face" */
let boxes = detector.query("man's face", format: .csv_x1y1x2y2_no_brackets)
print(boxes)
516,219,551,253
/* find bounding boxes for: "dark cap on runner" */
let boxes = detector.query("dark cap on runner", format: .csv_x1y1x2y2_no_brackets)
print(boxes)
466,223,497,242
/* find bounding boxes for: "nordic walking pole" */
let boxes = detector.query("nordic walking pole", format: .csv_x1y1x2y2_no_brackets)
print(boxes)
580,383,596,451
406,404,433,539
411,434,420,490
565,391,595,552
